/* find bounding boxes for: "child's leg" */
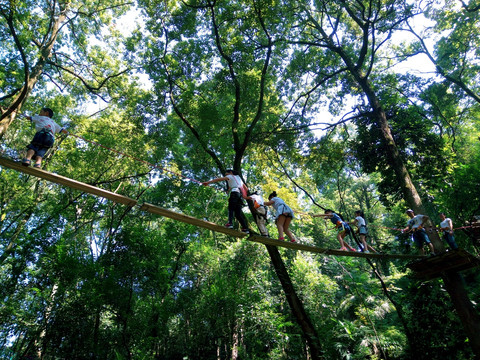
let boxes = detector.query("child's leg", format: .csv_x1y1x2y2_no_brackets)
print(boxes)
25,149,35,161
341,232,356,251
276,215,286,239
34,156,43,166
337,231,347,249
283,216,295,242
360,235,368,251
255,207,268,236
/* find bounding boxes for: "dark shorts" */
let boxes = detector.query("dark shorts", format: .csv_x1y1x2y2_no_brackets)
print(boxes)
337,222,351,234
27,130,54,158
413,229,431,248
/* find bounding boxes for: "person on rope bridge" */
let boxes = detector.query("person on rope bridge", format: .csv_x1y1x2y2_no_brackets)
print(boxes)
439,212,458,250
263,191,296,242
349,210,377,253
245,190,269,237
402,209,436,256
21,107,68,168
313,210,356,251
202,170,250,233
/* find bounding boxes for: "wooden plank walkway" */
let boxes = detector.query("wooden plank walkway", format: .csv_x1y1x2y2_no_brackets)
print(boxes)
0,156,424,259
407,249,480,280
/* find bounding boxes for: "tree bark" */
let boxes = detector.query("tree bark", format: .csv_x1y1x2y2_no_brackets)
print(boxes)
265,244,324,359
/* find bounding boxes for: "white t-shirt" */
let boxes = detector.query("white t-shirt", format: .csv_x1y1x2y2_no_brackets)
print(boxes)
32,115,61,136
355,216,366,227
440,218,452,231
407,215,427,229
250,194,264,208
226,174,243,193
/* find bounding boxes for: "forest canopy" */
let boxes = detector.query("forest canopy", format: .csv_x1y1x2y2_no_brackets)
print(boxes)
1,0,480,359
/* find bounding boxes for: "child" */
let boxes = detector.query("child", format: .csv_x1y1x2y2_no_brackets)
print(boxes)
202,170,249,233
245,191,269,236
350,210,376,253
263,191,296,242
22,107,67,168
402,209,436,255
313,210,356,251
439,212,458,250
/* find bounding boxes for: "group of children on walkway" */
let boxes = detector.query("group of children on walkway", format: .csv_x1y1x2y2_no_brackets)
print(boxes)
202,170,381,252
202,171,459,254
20,107,459,255
402,209,458,255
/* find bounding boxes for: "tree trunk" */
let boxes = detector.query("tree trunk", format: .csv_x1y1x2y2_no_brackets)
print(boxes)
359,76,480,359
265,244,324,359
442,272,480,359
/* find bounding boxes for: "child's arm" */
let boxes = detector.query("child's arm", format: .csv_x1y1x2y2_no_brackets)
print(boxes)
311,214,331,218
202,176,229,186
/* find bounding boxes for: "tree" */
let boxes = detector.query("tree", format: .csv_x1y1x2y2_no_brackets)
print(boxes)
283,0,480,355
0,0,132,138
137,0,325,357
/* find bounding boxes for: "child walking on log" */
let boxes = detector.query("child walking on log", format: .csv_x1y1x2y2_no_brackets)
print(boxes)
21,107,67,168
313,210,356,251
350,210,377,253
245,190,269,237
264,191,296,242
202,170,249,233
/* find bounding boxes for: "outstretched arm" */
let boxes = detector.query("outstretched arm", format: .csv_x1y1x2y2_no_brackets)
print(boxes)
202,176,229,186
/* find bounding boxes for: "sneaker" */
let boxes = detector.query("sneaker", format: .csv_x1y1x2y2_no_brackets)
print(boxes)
241,228,249,234
225,223,233,229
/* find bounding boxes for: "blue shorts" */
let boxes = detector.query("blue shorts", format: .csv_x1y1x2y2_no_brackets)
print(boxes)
27,130,55,158
337,222,351,234
412,229,431,248
358,226,368,235
275,204,294,219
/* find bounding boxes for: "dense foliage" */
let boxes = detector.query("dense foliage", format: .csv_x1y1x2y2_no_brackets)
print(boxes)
1,0,479,358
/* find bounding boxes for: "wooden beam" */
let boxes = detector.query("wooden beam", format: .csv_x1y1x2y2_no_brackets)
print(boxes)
139,203,249,238
0,156,425,260
0,157,138,207
407,249,480,280
248,234,426,259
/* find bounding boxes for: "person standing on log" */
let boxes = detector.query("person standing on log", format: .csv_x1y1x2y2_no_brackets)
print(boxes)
202,169,249,233
439,212,458,250
402,209,436,256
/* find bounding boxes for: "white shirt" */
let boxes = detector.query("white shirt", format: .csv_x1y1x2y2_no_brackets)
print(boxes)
226,174,243,193
32,115,61,136
250,194,264,208
355,216,366,227
440,218,453,232
407,214,427,229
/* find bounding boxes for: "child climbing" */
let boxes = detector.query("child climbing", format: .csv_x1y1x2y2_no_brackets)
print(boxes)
202,170,249,233
263,191,296,242
350,210,377,253
402,209,436,256
245,190,269,237
21,107,67,168
313,210,356,251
